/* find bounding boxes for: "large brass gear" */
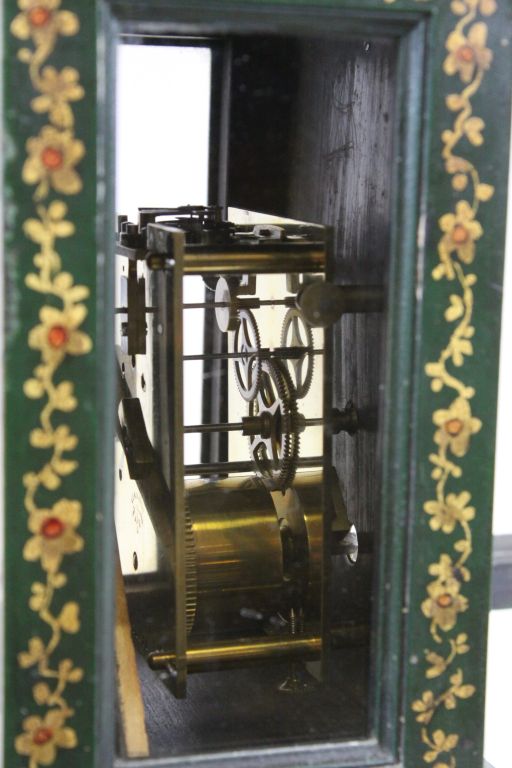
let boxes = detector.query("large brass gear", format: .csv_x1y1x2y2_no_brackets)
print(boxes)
184,506,198,635
280,308,314,399
248,359,301,492
234,308,262,402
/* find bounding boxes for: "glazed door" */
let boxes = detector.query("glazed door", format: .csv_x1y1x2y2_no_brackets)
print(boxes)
2,2,511,768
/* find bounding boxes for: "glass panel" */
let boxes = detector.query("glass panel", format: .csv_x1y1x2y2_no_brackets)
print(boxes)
115,44,211,576
114,29,397,759
116,44,211,220
484,609,512,767
493,119,512,535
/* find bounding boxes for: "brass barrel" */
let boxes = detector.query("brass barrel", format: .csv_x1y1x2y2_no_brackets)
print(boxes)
185,475,284,631
184,472,324,635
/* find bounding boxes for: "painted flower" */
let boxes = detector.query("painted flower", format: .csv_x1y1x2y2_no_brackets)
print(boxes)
439,200,483,266
24,200,75,247
450,0,496,16
28,305,91,364
433,397,482,457
429,554,470,585
23,125,85,199
464,116,485,146
444,22,493,84
31,66,84,128
451,0,497,16
422,578,468,632
15,709,77,764
411,689,435,724
422,729,459,764
23,499,83,573
10,0,78,45
424,491,475,534
478,0,497,14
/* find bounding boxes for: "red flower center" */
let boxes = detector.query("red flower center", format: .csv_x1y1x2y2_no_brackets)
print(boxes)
436,592,453,608
436,594,453,609
41,146,64,170
47,324,69,348
28,6,52,27
457,44,475,63
452,224,469,245
445,418,464,436
41,516,65,539
33,727,53,745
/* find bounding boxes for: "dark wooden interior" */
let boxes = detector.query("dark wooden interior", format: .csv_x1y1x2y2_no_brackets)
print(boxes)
225,34,396,537
120,30,397,758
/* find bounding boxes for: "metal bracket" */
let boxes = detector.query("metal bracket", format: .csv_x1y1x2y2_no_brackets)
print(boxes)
120,260,146,355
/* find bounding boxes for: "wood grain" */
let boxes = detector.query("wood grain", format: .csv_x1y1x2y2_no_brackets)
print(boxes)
115,551,150,758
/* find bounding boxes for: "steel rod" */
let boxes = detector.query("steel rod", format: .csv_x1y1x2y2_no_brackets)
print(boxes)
115,306,155,314
183,347,323,362
184,350,273,362
184,422,245,434
184,456,323,475
184,417,324,434
183,298,293,310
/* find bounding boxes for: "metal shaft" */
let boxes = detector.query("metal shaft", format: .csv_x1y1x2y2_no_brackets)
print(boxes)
183,347,323,362
148,634,321,671
185,457,323,475
184,350,272,362
116,347,322,363
183,298,294,310
184,421,245,434
182,249,325,275
184,417,324,434
115,306,155,314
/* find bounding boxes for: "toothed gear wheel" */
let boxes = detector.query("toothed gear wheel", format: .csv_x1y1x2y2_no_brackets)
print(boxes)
234,309,262,402
184,505,198,635
248,359,301,492
280,308,315,399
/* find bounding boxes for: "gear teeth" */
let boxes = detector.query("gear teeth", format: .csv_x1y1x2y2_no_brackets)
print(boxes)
280,363,301,491
184,503,198,635
248,359,301,492
234,309,262,402
280,308,315,398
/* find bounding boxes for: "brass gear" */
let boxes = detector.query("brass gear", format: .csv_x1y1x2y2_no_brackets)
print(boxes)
248,359,301,492
184,504,198,635
280,308,314,399
234,309,262,402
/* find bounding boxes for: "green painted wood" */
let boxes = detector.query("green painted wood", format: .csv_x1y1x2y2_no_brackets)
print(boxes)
3,1,103,766
3,1,510,767
403,3,512,768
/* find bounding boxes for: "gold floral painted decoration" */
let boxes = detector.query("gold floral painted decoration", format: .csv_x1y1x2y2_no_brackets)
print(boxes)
15,710,78,766
411,1,497,767
11,0,90,765
23,125,85,199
